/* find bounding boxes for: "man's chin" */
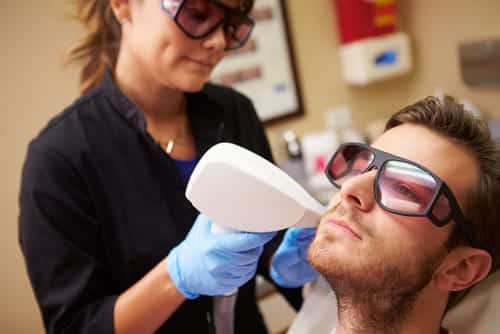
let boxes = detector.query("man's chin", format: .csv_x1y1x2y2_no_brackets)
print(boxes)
307,237,351,281
308,237,446,301
307,233,362,275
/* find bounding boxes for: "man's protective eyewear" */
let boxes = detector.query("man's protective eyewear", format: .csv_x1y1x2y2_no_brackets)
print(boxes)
325,142,475,244
161,0,255,50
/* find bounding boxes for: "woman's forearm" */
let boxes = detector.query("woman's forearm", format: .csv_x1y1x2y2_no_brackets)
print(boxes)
114,257,185,334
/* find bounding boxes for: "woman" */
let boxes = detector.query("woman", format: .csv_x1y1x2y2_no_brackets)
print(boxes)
19,0,302,333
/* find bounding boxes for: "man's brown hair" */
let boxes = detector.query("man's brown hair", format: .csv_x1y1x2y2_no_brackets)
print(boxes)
385,95,500,311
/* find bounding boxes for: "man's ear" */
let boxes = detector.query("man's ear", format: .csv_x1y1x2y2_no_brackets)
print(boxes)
110,0,131,23
434,247,492,292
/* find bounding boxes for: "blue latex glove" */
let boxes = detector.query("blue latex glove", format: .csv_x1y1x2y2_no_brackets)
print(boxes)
270,227,319,288
167,214,276,299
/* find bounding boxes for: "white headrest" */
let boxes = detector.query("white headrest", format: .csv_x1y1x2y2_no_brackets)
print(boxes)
443,269,500,333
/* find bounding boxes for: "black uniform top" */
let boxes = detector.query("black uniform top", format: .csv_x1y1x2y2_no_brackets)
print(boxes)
19,71,301,333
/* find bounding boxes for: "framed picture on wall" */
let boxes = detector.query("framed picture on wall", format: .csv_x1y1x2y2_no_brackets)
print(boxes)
210,0,303,124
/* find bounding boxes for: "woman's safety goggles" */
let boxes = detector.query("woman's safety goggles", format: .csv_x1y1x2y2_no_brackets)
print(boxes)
161,0,255,50
325,142,475,244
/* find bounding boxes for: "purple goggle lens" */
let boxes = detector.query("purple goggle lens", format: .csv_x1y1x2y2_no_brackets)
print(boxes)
162,0,254,50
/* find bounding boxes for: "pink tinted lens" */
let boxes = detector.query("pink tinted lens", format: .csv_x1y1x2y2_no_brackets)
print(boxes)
225,18,252,49
378,161,438,214
177,0,225,37
431,193,452,221
329,145,374,185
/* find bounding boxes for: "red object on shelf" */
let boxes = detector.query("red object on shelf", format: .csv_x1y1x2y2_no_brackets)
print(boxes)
314,155,326,174
334,0,398,44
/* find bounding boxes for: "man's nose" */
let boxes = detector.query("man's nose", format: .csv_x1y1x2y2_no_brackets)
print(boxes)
203,24,227,52
338,169,377,211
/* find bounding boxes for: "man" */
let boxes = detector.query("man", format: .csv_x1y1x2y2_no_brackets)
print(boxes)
271,95,500,334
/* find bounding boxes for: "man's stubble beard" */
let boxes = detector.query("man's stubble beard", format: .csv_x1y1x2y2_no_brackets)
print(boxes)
307,208,448,333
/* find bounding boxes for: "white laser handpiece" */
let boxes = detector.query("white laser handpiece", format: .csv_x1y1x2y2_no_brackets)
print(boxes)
185,143,326,334
186,142,327,233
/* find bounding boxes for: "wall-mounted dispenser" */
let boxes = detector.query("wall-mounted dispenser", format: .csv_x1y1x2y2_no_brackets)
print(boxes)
333,0,413,85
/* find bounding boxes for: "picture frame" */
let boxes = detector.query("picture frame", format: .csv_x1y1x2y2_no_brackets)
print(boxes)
210,0,304,124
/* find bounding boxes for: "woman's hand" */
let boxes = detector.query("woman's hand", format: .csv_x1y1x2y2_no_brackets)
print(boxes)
167,214,276,299
270,227,320,288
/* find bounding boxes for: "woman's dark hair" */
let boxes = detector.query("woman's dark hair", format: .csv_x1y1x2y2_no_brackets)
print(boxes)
66,1,121,95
